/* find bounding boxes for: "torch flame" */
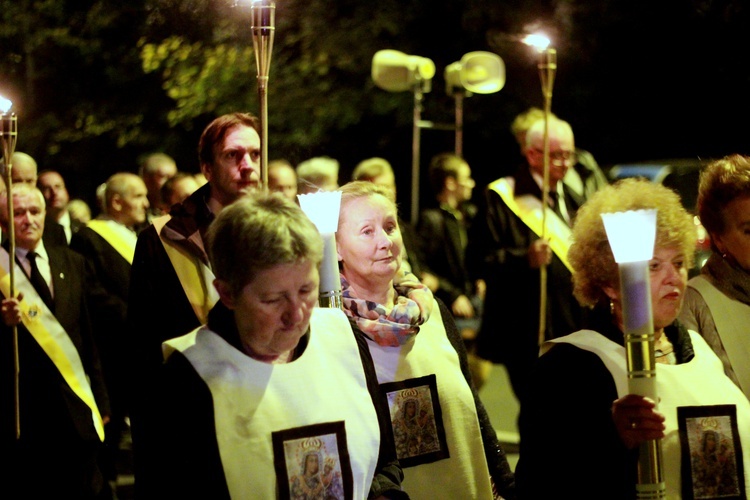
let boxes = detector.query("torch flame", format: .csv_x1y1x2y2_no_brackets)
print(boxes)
523,33,551,52
0,96,12,114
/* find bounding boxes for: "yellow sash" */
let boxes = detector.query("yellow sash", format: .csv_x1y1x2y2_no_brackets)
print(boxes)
152,215,219,324
86,219,135,264
489,177,573,272
0,248,104,441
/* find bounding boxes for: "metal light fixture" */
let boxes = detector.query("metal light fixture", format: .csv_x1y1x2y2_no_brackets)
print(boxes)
602,209,666,499
372,49,503,224
444,51,505,157
372,50,436,93
250,0,276,191
372,49,435,225
444,51,505,95
298,190,343,309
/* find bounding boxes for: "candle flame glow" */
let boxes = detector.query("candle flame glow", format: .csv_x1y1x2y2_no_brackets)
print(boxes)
0,96,12,114
523,33,551,51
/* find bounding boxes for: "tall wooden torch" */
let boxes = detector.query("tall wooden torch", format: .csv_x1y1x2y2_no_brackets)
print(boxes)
0,97,19,438
524,34,556,345
251,0,276,192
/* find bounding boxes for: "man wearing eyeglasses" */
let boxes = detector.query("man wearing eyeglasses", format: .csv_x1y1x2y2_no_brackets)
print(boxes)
467,116,590,405
510,107,609,204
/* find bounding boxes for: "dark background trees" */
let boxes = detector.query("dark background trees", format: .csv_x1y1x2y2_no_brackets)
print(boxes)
2,0,749,215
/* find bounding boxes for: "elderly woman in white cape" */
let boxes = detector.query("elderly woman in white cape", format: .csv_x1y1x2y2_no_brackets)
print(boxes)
335,181,516,500
146,192,407,499
515,179,750,499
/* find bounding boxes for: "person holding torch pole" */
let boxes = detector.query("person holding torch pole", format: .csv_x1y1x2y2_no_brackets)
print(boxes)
516,179,750,499
466,115,587,405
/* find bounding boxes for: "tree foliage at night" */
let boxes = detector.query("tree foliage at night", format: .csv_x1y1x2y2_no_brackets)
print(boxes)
1,0,750,210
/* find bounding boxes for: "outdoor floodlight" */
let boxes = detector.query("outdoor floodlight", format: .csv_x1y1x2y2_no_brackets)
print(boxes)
372,50,436,93
444,51,505,95
370,49,506,224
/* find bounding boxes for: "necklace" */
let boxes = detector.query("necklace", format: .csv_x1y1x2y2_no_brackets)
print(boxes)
654,334,676,365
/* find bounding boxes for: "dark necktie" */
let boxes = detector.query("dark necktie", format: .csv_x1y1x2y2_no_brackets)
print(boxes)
27,251,54,311
547,191,562,217
548,190,571,226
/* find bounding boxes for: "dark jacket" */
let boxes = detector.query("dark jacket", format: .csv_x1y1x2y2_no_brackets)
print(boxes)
128,182,214,373
466,167,588,364
70,225,134,429
0,245,110,498
416,203,476,307
515,309,694,499
127,182,216,494
149,303,408,499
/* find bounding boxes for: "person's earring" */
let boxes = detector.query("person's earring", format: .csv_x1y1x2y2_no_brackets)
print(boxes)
610,300,615,315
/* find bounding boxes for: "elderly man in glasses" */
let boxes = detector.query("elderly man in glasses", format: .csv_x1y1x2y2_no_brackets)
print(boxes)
466,115,591,406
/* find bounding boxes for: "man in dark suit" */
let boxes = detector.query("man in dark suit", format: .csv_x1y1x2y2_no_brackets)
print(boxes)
0,153,67,247
417,153,492,388
71,172,148,488
38,170,84,245
0,183,111,498
467,116,590,405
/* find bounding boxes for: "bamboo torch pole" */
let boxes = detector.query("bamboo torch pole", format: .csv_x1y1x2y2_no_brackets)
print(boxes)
250,0,276,193
1,104,19,438
535,42,556,345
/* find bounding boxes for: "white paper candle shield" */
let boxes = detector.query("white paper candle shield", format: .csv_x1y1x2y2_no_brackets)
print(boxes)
298,191,343,302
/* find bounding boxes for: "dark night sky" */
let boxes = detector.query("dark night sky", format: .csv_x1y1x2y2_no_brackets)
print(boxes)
386,0,750,211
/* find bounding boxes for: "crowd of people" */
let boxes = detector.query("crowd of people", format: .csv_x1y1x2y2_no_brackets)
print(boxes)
0,106,749,499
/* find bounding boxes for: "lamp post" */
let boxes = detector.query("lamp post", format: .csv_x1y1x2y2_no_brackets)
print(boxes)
371,50,435,226
372,50,504,225
0,95,19,438
298,191,343,309
523,33,556,345
602,209,666,499
250,0,275,192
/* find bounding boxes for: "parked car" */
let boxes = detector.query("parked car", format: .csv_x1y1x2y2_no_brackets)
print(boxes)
607,158,712,276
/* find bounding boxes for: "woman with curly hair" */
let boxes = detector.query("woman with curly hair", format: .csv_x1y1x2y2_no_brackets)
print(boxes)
515,178,750,499
679,154,750,399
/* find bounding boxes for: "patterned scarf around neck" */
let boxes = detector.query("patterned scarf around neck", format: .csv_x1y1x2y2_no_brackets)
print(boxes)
340,269,434,347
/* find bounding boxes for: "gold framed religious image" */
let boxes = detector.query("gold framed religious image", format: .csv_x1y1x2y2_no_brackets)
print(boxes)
380,374,449,467
272,421,352,500
678,405,746,500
